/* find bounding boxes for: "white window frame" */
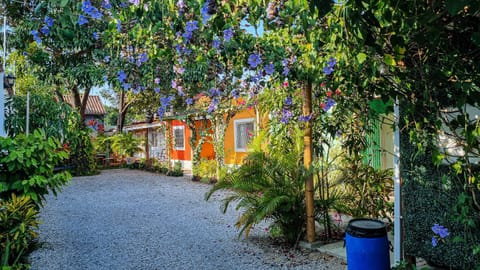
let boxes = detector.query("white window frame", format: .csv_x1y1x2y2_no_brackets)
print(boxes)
234,118,255,152
173,126,185,150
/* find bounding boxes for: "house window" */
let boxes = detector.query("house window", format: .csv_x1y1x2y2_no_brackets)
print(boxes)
234,118,255,152
173,126,185,150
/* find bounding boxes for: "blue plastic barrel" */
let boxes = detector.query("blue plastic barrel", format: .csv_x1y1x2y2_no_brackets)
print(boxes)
345,218,390,270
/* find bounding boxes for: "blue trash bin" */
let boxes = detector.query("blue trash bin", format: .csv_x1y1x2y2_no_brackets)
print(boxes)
345,218,390,270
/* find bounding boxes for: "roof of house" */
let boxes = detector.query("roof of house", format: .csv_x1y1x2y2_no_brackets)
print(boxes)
63,95,107,115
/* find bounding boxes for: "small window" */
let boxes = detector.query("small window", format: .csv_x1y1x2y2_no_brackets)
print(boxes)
234,118,255,152
173,126,185,150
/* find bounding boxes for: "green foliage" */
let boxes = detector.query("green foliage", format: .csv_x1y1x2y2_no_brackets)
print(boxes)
5,93,76,139
206,129,308,245
0,194,39,269
66,127,97,176
401,131,480,269
193,159,217,181
166,162,184,177
339,155,394,221
110,133,143,158
0,129,71,205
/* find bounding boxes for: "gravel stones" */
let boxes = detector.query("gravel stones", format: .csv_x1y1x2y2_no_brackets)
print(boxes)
29,169,345,270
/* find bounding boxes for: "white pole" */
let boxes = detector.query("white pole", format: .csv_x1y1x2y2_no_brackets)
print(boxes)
393,98,402,264
3,16,6,71
0,71,5,137
26,91,30,135
0,16,6,137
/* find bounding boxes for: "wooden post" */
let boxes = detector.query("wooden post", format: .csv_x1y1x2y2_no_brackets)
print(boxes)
303,82,316,243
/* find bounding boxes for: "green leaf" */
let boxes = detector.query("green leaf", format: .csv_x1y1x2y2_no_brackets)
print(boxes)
60,0,69,7
356,53,367,64
446,0,468,15
472,32,480,48
384,54,396,66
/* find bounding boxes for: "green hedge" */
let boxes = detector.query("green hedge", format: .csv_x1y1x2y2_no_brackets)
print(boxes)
401,134,480,269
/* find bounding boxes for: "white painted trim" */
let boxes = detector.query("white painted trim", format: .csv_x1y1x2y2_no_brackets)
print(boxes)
123,122,165,131
234,118,255,152
173,125,185,150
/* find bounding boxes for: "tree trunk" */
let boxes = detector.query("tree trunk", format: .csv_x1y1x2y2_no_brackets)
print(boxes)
303,82,316,243
117,90,125,132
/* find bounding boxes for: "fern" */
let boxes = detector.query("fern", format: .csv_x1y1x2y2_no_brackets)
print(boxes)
206,128,308,245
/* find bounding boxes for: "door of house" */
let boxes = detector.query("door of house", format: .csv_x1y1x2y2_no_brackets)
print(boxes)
150,128,167,160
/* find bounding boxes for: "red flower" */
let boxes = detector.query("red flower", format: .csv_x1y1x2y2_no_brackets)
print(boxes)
326,90,333,98
335,88,342,95
320,102,325,109
283,81,289,87
320,82,326,88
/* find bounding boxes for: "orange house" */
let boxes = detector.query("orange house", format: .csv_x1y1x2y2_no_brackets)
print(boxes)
124,107,263,170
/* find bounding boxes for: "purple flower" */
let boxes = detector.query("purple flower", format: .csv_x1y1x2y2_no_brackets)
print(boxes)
177,86,185,96
432,224,449,239
299,114,313,122
323,57,337,75
174,65,185,75
40,25,50,35
282,59,288,67
137,52,148,66
231,89,239,99
186,98,193,105
213,38,221,50
281,108,293,124
284,96,292,106
78,15,89,26
208,98,219,113
328,57,337,68
432,237,438,247
323,66,334,75
122,83,131,90
160,95,174,107
171,80,177,89
93,32,99,40
82,0,103,19
282,67,290,76
102,0,112,9
248,53,262,68
103,55,110,63
154,77,160,84
176,0,186,10
129,0,140,6
186,20,199,32
209,88,221,97
103,75,108,82
324,98,336,112
223,28,233,42
118,70,127,83
44,16,54,27
201,1,212,24
182,31,193,42
264,63,274,75
116,20,122,32
154,87,160,93
157,106,166,119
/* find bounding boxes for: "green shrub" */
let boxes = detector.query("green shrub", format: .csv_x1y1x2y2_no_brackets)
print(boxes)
0,129,71,205
166,162,183,177
206,129,307,245
193,159,216,180
338,155,394,221
110,133,143,158
1,194,40,269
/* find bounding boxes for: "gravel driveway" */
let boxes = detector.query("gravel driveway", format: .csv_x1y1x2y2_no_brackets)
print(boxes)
29,169,345,270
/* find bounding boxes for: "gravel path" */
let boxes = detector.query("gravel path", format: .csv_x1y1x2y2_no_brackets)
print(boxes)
29,169,345,270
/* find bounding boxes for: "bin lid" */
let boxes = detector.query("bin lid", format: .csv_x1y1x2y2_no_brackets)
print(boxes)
346,218,387,238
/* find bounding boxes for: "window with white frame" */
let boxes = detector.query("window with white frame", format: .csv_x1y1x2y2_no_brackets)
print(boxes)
234,118,255,152
173,126,185,150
